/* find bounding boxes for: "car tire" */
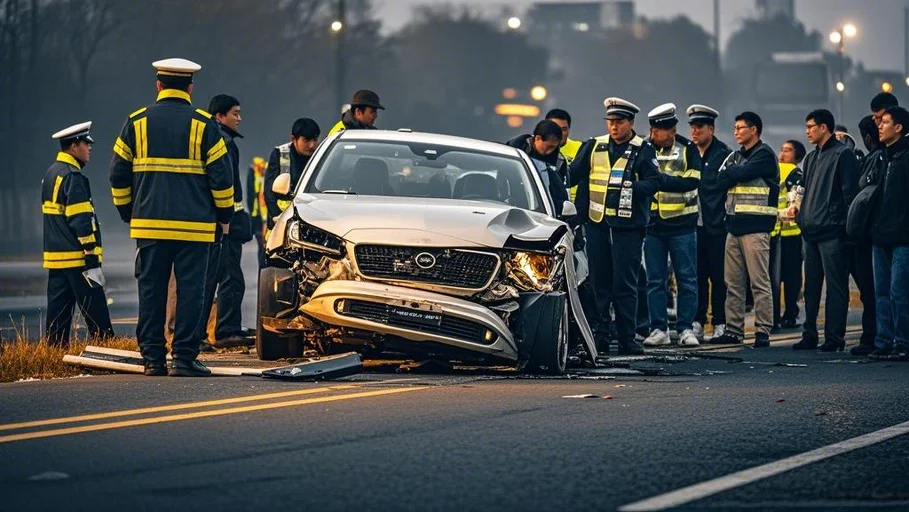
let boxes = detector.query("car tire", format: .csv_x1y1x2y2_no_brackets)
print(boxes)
257,267,290,361
524,293,569,375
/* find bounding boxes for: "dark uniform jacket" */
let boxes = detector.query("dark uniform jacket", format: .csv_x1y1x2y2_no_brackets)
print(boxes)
328,110,376,135
871,136,909,247
217,123,252,242
263,144,311,230
717,141,779,236
697,137,732,236
796,136,859,243
42,152,103,269
649,134,703,237
504,134,570,213
569,132,661,230
110,89,234,244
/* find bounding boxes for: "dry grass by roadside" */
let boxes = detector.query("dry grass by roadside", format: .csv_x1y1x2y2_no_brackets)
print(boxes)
0,337,139,383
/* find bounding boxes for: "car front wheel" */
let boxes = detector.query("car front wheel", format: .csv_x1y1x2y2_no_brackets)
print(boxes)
523,292,568,375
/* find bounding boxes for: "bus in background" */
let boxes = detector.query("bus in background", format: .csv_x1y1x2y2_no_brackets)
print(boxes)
753,51,830,150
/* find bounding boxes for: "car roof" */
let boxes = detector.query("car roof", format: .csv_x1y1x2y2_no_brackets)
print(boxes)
335,129,522,158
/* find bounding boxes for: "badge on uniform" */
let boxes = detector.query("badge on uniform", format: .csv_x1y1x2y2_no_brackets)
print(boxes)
623,181,632,187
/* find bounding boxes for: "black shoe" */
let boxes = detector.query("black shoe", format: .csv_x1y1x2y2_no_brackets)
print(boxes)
709,333,743,345
594,331,611,355
893,344,909,362
792,337,818,350
869,346,893,360
770,324,782,335
754,333,771,348
849,344,875,356
617,339,645,355
780,318,800,329
143,360,167,377
819,340,845,352
213,334,252,349
199,341,216,353
168,359,212,377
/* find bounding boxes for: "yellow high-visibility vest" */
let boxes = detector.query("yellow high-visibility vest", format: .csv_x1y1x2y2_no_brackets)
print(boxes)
588,134,643,223
649,138,700,219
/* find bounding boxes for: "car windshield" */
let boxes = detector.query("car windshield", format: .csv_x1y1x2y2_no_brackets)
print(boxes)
302,139,546,213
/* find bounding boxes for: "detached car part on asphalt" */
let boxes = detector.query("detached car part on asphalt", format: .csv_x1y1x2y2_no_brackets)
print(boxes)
259,130,597,374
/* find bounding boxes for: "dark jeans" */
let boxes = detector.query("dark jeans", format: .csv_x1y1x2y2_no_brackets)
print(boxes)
769,235,782,325
850,242,877,346
46,268,114,348
780,236,803,322
872,245,909,348
644,231,698,331
587,225,645,343
696,228,726,326
802,238,850,345
136,241,208,363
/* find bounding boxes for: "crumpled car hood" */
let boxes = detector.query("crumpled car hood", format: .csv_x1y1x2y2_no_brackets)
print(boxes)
291,194,567,249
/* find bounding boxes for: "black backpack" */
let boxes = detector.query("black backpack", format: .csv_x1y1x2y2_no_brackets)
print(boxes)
846,156,885,237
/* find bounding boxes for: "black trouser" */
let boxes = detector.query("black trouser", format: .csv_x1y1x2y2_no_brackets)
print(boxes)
636,264,649,336
850,241,877,345
136,241,208,363
199,239,222,342
696,228,726,326
253,229,267,269
215,238,245,339
770,235,782,325
780,235,803,322
587,224,645,344
46,268,114,348
802,238,850,345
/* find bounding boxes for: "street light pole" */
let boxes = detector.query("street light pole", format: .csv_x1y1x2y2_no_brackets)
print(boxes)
335,0,346,115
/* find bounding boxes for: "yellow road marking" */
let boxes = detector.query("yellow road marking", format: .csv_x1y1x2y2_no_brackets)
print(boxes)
0,385,358,432
0,387,427,444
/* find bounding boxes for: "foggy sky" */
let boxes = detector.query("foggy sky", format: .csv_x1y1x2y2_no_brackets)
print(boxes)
376,0,908,73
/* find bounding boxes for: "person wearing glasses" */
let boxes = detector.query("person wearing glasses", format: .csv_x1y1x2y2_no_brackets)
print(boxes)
709,112,779,348
792,109,860,352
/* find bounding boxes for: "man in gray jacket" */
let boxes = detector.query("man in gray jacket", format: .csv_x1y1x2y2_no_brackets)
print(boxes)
793,109,860,352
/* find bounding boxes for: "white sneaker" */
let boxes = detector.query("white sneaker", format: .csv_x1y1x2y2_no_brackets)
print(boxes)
680,329,700,347
692,321,704,341
643,329,670,346
712,324,726,339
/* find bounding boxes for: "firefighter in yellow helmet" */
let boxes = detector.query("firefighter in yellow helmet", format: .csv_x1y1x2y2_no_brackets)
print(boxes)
247,156,268,267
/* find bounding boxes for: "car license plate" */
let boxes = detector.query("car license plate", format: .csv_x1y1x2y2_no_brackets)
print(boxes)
388,306,443,327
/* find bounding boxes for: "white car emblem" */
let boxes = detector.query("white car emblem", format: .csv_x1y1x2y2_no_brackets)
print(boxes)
415,252,437,269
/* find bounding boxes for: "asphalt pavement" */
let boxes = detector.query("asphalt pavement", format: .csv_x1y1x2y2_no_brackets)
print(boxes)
1,332,908,511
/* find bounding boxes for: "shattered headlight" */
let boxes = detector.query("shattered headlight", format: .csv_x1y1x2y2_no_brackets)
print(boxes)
286,219,343,256
506,251,561,292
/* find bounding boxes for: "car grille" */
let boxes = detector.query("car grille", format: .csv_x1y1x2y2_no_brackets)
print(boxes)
342,300,491,344
354,245,499,289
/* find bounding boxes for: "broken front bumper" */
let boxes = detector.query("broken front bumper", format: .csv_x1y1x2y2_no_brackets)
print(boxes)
299,280,520,362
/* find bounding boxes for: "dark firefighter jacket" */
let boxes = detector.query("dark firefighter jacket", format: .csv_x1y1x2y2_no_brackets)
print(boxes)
42,152,103,269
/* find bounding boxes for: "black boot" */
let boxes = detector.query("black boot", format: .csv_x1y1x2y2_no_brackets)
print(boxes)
792,336,818,350
594,331,611,355
143,360,167,377
617,339,645,355
754,332,771,348
168,358,212,377
818,340,845,352
849,343,875,356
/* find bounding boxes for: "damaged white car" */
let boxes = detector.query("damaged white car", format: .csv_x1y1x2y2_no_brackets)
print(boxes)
259,129,596,374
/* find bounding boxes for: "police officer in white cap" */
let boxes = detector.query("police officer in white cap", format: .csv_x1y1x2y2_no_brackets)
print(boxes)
109,58,234,377
42,121,114,347
687,104,732,341
642,103,703,348
569,97,661,355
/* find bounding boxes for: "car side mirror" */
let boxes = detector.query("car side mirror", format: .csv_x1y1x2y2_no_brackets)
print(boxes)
272,173,291,196
561,201,577,218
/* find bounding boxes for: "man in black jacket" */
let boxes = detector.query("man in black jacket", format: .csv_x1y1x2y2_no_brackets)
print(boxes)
793,109,859,352
505,119,570,211
202,94,252,348
570,97,661,355
710,112,779,348
263,118,320,231
869,106,909,361
688,104,732,341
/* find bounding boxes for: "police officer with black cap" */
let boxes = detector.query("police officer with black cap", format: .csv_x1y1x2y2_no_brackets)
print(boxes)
110,58,234,377
328,89,384,135
570,97,661,355
687,104,732,341
43,121,115,348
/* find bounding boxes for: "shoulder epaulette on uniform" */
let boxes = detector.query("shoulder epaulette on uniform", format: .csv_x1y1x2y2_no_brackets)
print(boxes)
195,108,212,119
276,142,291,150
631,135,645,147
129,107,147,119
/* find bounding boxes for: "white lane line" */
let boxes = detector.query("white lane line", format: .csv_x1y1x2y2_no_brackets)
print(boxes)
619,419,909,511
